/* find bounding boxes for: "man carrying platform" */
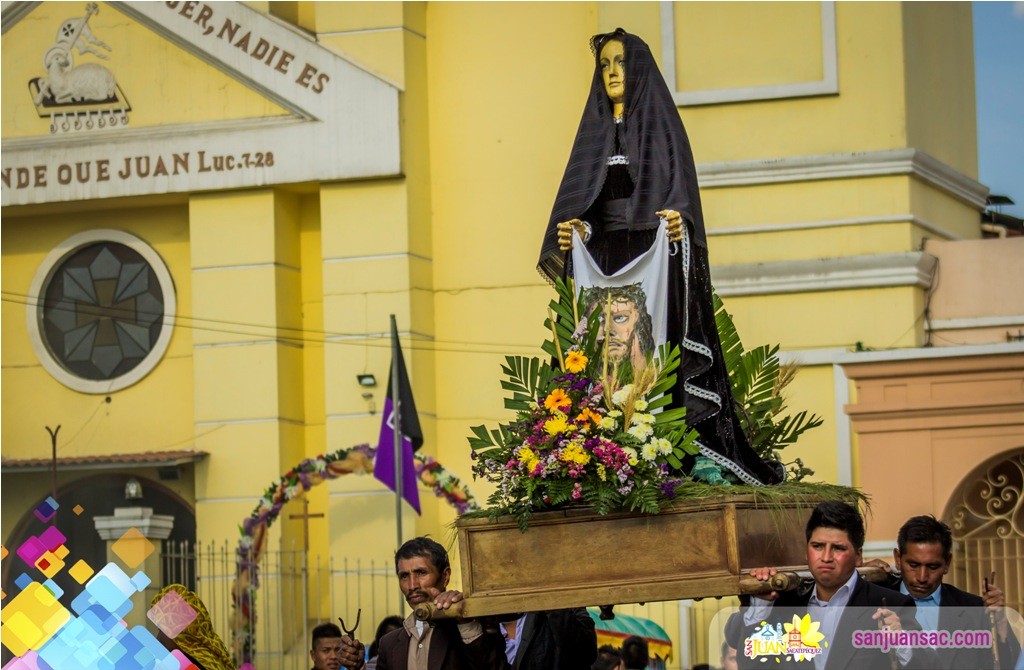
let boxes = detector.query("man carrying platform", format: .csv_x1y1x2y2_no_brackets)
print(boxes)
740,500,936,669
867,515,1021,669
373,537,507,670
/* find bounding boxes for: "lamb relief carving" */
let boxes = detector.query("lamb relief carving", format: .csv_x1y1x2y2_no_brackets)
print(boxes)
29,3,131,134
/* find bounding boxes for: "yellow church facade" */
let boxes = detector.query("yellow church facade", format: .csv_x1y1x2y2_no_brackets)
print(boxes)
4,2,1019,668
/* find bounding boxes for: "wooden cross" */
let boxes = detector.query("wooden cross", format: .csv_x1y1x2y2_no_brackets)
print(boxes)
288,496,324,551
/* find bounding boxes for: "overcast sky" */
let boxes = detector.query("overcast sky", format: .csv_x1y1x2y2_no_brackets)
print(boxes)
974,2,1024,218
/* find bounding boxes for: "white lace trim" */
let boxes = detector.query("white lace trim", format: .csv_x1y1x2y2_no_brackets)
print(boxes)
683,338,713,359
697,442,764,487
607,155,629,166
685,381,721,407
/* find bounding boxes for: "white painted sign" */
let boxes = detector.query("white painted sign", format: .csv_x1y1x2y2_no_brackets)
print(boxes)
1,1,401,206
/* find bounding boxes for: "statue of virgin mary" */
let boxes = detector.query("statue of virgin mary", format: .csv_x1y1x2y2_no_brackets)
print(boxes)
537,29,783,486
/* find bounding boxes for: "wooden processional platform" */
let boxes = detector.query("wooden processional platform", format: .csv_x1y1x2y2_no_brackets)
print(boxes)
442,494,829,619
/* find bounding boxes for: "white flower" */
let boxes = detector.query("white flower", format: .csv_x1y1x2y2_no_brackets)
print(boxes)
628,423,654,441
631,412,655,426
528,401,540,410
654,437,673,455
623,447,638,462
284,485,299,500
607,409,622,418
634,399,648,411
612,385,633,407
258,497,274,513
640,443,659,462
599,416,618,431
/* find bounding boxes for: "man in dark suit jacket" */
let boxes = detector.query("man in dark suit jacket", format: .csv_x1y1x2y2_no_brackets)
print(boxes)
740,501,936,670
374,537,508,670
870,515,1021,669
497,608,596,670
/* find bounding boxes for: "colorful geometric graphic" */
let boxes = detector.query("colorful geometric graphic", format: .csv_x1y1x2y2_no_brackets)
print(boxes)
147,591,197,639
32,498,58,524
68,560,95,585
0,582,72,656
2,521,191,670
110,528,154,569
33,552,65,580
16,538,48,568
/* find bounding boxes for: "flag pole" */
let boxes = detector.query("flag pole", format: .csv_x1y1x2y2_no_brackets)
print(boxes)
390,315,403,557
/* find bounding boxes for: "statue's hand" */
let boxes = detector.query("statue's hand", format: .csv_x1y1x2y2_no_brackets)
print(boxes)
657,209,683,243
557,219,586,251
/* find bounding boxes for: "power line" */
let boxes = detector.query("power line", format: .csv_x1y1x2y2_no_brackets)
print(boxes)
1,292,543,356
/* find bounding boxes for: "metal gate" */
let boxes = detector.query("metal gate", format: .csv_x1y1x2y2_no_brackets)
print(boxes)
946,449,1024,634
162,541,403,670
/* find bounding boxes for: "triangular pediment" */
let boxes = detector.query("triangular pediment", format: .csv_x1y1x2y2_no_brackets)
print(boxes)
1,1,400,206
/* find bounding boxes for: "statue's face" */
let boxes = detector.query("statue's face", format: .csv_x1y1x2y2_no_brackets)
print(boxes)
600,39,626,106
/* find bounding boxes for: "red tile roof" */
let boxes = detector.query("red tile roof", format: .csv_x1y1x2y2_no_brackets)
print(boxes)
1,450,208,472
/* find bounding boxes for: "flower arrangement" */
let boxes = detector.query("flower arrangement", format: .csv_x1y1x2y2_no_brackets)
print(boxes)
469,278,700,529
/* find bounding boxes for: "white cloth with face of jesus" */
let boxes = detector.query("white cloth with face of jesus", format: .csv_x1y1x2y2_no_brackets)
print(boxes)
571,220,671,371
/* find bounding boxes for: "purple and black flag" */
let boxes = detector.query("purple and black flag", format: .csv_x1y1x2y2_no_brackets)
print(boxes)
373,326,423,514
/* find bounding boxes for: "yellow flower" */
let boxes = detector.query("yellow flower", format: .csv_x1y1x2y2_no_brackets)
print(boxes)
517,447,540,473
565,350,589,373
596,464,607,481
545,414,569,436
559,443,591,465
544,388,572,412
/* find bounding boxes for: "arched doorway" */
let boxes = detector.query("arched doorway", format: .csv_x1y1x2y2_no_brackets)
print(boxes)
943,448,1024,617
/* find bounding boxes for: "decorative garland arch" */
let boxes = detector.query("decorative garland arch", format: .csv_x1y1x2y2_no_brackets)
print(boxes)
231,444,478,667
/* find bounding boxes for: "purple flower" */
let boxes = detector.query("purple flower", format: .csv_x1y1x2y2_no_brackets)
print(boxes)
659,479,681,500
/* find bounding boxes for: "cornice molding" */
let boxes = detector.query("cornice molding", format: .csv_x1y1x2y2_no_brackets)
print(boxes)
713,252,937,297
697,149,989,209
707,213,962,242
0,1,39,34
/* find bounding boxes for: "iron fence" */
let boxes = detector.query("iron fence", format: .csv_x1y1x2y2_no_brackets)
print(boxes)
161,541,403,670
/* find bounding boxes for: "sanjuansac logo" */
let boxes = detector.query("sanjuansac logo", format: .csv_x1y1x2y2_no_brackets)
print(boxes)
28,2,131,134
745,615,825,662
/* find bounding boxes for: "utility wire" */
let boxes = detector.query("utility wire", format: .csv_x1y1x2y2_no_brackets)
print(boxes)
2,292,541,355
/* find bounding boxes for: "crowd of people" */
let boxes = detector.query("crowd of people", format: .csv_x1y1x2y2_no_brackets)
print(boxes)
298,505,1021,670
